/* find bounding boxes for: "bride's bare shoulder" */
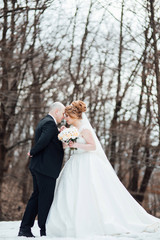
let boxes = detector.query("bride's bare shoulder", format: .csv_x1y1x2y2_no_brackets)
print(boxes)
80,128,93,139
79,125,90,133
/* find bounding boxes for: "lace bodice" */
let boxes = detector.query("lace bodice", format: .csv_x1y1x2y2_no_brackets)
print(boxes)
71,135,86,154
71,125,88,154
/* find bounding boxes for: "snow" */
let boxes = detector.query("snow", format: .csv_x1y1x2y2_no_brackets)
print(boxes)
0,221,160,240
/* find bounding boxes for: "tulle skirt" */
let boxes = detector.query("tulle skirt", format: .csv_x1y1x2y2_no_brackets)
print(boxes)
46,151,160,238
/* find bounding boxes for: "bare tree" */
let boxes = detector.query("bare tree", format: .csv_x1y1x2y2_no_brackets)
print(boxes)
1,0,160,219
0,0,56,220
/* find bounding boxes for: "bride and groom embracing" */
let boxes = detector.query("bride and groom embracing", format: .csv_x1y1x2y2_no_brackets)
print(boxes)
18,100,160,238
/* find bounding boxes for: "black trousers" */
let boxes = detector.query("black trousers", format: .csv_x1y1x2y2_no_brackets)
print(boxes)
20,169,56,232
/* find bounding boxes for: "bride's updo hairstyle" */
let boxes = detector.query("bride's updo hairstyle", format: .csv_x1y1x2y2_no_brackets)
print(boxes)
65,100,87,119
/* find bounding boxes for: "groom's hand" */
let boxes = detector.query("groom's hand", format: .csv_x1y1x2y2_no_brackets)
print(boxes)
27,152,33,157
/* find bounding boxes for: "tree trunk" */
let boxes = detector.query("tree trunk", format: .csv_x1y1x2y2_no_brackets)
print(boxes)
149,0,160,143
109,0,124,167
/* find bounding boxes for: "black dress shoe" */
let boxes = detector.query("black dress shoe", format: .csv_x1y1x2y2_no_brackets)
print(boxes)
40,229,46,236
18,229,35,237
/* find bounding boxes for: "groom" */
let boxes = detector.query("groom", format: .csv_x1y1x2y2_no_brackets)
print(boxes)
18,102,65,237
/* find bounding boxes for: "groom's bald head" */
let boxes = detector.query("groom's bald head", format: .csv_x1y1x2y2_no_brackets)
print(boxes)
49,102,65,112
49,102,65,123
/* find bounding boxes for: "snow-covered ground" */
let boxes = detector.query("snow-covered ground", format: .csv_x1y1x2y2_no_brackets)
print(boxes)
0,221,160,240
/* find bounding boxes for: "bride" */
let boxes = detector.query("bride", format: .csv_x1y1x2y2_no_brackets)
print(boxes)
46,100,160,238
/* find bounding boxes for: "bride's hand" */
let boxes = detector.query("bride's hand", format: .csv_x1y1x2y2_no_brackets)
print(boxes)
63,142,68,149
69,141,77,148
60,125,66,132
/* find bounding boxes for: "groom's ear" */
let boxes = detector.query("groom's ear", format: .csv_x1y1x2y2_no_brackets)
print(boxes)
55,109,59,115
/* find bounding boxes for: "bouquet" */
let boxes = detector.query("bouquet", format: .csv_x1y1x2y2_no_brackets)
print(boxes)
58,127,79,149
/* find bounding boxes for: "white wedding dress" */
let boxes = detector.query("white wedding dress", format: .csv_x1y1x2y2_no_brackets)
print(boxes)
46,123,160,238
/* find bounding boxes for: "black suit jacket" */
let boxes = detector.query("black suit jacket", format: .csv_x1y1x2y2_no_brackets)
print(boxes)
29,115,64,179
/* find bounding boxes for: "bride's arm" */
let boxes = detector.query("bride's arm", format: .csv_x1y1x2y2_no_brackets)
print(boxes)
69,129,96,151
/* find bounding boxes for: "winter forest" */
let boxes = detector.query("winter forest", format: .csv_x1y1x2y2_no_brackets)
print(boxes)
0,0,160,221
